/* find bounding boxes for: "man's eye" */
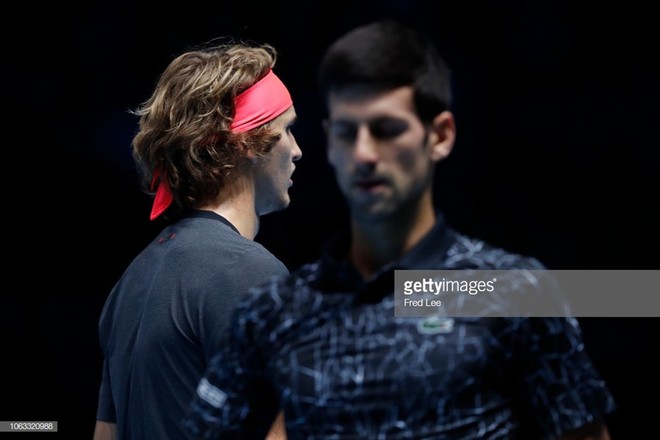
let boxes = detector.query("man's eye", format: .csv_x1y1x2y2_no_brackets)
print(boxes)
330,123,357,141
368,120,407,139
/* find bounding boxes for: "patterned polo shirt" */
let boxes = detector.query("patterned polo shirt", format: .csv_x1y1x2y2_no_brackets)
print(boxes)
183,215,615,439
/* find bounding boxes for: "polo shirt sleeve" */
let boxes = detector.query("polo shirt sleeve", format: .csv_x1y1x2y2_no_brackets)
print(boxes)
182,288,280,439
513,317,616,439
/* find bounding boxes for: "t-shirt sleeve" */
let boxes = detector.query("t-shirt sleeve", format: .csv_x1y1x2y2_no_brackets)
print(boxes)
96,357,116,422
513,317,616,439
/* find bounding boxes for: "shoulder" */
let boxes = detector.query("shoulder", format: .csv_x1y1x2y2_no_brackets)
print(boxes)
217,260,325,350
444,232,545,270
164,218,287,270
232,260,324,322
245,260,322,302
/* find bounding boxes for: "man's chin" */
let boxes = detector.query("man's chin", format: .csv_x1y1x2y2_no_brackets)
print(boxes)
350,203,395,222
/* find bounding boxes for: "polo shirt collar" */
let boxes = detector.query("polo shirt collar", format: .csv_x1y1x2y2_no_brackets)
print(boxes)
317,212,456,298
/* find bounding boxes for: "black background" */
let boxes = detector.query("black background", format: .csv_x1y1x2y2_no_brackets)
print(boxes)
1,1,658,438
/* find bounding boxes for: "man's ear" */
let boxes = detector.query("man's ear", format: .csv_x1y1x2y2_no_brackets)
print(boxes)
428,111,456,162
245,149,257,161
245,144,261,162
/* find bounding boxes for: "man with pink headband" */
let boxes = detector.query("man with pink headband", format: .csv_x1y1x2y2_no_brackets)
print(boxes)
94,41,300,440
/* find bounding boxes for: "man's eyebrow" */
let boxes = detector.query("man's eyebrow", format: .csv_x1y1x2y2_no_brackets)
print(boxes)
331,115,405,123
368,116,405,123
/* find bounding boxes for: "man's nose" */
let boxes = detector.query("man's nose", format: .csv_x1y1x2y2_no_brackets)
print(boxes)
353,125,378,163
291,136,303,161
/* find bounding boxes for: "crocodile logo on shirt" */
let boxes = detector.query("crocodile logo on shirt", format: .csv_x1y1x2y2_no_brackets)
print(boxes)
417,316,454,334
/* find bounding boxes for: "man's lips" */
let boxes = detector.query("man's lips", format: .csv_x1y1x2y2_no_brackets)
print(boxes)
353,177,388,191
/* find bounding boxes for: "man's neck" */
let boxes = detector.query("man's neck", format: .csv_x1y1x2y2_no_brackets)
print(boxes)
349,200,436,278
199,185,259,239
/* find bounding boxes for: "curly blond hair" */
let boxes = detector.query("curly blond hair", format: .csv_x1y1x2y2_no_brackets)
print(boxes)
131,42,283,218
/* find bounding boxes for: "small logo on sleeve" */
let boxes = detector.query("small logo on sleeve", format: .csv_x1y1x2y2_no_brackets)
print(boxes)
196,377,227,408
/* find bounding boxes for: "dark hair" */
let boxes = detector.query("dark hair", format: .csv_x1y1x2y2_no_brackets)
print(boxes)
318,20,452,123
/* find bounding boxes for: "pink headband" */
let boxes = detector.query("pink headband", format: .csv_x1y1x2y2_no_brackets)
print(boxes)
230,69,293,133
149,69,292,220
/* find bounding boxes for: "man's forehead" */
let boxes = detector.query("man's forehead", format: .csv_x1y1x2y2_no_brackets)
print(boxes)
328,87,416,122
329,84,413,103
